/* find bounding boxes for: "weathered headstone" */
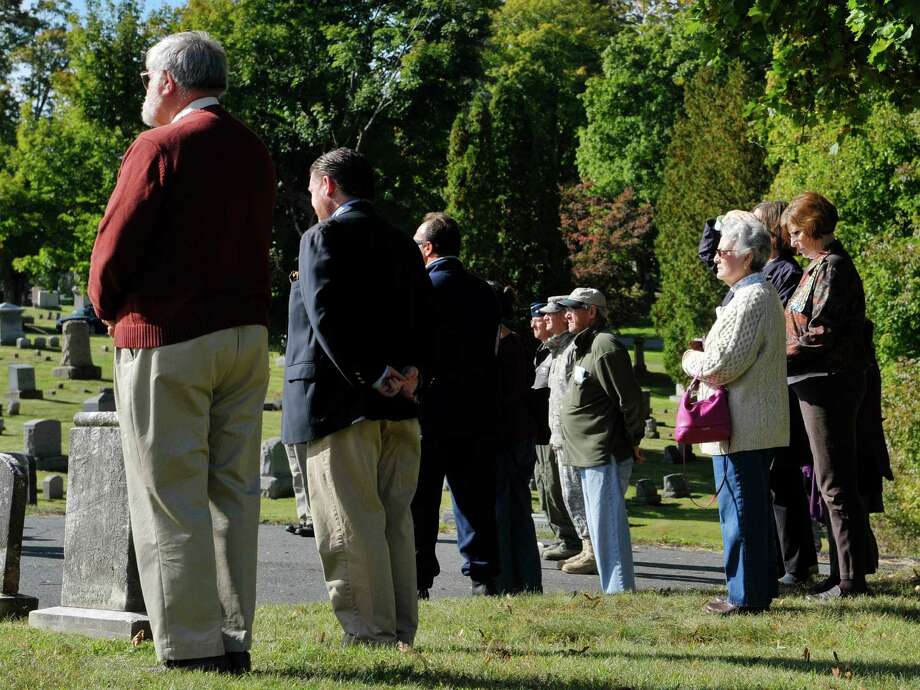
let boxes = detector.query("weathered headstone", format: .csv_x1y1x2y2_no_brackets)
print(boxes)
32,336,46,350
52,321,101,380
633,336,647,376
48,336,60,349
29,412,150,640
644,417,660,440
0,454,38,618
82,388,116,413
7,364,43,402
0,303,25,346
22,419,67,472
43,475,64,500
29,287,40,307
663,444,696,465
35,290,59,309
662,473,691,498
260,436,293,499
15,337,31,349
633,479,661,506
72,288,85,311
5,400,18,416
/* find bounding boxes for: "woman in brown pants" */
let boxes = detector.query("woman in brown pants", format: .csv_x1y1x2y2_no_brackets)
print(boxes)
783,192,869,599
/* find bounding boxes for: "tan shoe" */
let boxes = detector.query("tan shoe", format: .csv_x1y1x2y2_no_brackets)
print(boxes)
561,551,598,575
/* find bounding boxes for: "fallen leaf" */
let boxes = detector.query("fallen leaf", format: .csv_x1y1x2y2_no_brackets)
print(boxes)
131,629,145,647
832,667,841,678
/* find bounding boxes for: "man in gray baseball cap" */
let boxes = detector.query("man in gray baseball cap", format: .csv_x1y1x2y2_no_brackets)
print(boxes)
556,287,607,311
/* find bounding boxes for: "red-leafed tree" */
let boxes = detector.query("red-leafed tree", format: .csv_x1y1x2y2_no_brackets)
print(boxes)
559,183,657,327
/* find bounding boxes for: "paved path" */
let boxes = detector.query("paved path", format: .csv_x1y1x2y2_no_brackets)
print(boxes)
19,514,804,608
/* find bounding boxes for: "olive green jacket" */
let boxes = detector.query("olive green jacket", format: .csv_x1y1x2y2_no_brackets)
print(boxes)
560,326,644,468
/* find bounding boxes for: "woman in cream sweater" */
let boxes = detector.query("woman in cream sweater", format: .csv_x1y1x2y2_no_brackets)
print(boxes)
682,211,788,615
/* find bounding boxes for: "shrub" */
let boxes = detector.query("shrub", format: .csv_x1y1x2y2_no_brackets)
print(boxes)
881,357,920,540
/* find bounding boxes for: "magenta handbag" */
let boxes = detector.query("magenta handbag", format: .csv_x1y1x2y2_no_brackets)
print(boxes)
673,379,731,445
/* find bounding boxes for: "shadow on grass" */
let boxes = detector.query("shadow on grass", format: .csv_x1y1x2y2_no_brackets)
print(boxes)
637,369,674,399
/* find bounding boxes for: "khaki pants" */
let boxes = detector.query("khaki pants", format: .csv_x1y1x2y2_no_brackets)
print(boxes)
284,443,312,525
307,418,420,645
114,325,268,661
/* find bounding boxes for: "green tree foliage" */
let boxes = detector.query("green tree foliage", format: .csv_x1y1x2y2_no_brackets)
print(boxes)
559,183,657,326
577,11,700,203
768,101,920,364
652,62,768,380
445,0,619,300
692,0,920,120
881,357,920,538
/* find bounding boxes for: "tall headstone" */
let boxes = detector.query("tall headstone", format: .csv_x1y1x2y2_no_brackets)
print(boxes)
52,321,101,380
29,287,40,307
72,288,85,311
82,388,116,413
29,412,150,640
7,364,43,402
23,419,66,472
0,303,25,346
260,436,293,499
633,336,647,376
0,454,38,618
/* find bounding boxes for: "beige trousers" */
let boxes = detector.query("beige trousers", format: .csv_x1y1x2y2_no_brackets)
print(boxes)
114,325,268,661
284,443,312,525
307,418,420,645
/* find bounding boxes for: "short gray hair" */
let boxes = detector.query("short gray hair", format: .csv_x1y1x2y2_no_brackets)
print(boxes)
720,210,772,272
146,31,227,94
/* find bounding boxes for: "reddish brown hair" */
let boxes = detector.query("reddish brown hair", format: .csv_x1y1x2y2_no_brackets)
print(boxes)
781,192,838,240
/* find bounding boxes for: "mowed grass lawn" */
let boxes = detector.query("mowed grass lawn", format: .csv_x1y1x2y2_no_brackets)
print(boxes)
1,573,919,689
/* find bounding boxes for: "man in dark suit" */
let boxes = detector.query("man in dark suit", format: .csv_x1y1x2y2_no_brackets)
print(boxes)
282,148,430,646
410,212,502,597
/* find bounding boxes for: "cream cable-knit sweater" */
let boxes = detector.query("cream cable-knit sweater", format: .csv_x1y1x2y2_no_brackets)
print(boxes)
681,276,789,456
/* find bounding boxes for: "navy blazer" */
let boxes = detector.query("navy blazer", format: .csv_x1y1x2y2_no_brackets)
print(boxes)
281,200,431,444
418,256,501,438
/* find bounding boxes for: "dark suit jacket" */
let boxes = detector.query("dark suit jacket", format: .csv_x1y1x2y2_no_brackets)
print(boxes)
418,256,501,438
282,200,431,444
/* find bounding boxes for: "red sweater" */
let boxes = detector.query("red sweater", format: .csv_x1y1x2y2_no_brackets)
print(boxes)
88,105,275,348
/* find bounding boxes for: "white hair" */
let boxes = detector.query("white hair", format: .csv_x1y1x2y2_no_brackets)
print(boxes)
146,31,227,95
720,210,772,271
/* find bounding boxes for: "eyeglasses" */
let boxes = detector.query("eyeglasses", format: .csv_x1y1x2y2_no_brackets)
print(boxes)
140,71,151,90
715,249,740,258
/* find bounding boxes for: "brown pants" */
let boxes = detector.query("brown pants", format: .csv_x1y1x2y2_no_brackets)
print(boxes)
792,372,867,582
114,325,268,661
307,418,421,645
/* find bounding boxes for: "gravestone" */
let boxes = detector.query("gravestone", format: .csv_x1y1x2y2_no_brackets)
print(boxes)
23,419,66,472
29,412,150,640
0,454,38,618
82,388,116,413
0,304,25,346
7,364,43,402
43,475,64,500
663,444,696,465
48,336,60,349
5,401,18,416
633,479,661,506
72,289,85,311
260,437,293,499
32,337,46,350
35,290,59,309
662,473,691,498
644,417,659,440
29,287,40,307
15,337,31,349
669,382,686,402
633,336,647,376
52,321,101,380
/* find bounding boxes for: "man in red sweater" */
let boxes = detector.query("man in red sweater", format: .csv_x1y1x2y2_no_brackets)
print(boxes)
88,31,275,674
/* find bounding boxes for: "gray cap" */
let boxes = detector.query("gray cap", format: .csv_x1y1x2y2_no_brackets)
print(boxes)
557,287,607,310
538,295,567,314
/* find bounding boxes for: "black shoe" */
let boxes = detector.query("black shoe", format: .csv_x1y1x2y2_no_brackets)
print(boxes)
225,651,251,675
286,520,314,537
417,588,429,600
471,579,497,597
808,576,840,596
162,655,228,673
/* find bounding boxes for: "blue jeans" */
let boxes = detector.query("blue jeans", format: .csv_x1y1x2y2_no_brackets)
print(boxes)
495,440,542,594
578,458,635,593
712,449,778,608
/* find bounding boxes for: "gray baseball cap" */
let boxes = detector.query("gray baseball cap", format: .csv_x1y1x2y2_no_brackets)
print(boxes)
538,295,568,314
557,287,607,310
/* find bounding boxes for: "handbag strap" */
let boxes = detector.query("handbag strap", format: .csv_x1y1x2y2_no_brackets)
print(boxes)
683,443,726,509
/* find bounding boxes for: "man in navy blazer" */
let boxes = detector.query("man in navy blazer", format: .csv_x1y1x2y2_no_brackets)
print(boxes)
410,212,502,597
282,148,430,646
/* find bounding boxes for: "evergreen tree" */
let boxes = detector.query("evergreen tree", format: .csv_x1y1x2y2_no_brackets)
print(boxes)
652,62,768,380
